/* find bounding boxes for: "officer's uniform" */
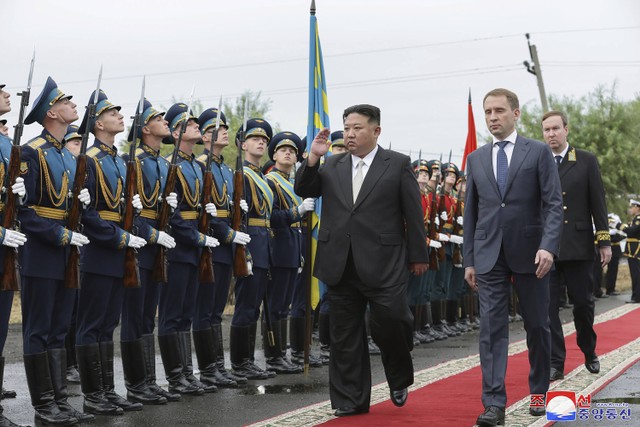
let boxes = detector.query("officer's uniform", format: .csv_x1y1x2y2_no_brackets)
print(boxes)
119,99,173,405
192,107,244,388
75,90,142,415
156,104,211,395
20,77,90,424
229,118,275,380
263,132,305,374
605,213,625,295
619,200,640,303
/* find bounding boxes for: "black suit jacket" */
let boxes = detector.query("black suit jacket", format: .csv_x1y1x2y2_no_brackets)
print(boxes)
294,146,428,287
556,145,610,261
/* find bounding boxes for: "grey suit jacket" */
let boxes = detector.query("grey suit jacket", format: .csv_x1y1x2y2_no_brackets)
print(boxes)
463,135,563,275
295,146,428,287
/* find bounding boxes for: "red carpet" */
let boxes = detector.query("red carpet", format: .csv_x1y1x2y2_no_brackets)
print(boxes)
318,307,640,427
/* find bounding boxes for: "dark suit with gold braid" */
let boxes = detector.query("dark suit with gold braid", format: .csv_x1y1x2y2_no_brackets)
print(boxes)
549,145,610,373
619,213,640,302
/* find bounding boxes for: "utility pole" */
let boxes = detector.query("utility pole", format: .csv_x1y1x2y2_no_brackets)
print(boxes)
523,33,549,112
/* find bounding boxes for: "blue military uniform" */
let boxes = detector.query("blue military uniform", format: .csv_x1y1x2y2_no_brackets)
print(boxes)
20,76,92,424
156,103,211,395
0,125,15,359
229,118,275,380
263,132,305,374
192,107,245,387
74,90,142,415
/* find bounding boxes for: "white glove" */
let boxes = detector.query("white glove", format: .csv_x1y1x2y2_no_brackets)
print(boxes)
128,235,147,249
610,214,621,224
434,216,440,227
456,216,463,226
233,231,251,245
205,202,217,217
11,177,26,198
609,228,617,236
132,194,143,211
70,232,90,247
240,199,249,213
204,236,220,247
166,192,178,209
437,233,450,242
297,198,315,215
440,211,448,222
78,188,91,207
429,240,442,249
157,231,176,249
449,235,464,245
2,229,27,248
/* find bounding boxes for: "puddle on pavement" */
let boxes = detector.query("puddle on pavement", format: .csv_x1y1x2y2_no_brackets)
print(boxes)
593,397,640,405
240,383,326,395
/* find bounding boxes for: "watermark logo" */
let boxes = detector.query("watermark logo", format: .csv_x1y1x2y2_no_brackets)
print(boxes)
546,391,576,421
547,392,632,422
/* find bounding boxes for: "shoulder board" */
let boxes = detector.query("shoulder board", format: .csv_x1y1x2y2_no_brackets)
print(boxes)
26,137,47,149
86,147,101,158
196,153,207,163
135,147,145,157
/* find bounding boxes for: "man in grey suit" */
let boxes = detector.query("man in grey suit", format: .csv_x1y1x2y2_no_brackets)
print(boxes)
463,88,563,426
295,104,428,417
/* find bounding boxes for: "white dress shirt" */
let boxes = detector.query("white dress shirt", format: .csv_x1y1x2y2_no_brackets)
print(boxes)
351,144,379,181
491,130,518,180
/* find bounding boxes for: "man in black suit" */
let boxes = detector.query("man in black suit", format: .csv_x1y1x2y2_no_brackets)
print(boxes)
542,110,611,383
464,89,563,426
295,104,428,417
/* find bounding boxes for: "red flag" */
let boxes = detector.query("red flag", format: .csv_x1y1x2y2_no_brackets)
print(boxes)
461,90,477,172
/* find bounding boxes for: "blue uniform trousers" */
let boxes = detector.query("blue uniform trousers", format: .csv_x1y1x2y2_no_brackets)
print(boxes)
267,267,297,321
194,262,232,330
76,273,124,345
0,290,13,354
158,261,198,336
22,277,75,353
231,268,267,327
121,268,162,341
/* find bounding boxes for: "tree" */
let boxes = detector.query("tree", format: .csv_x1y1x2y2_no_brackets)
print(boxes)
517,84,640,215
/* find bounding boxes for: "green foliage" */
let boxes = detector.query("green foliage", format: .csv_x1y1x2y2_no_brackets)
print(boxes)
517,84,640,216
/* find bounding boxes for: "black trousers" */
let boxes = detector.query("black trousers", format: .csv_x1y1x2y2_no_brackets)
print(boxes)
605,246,622,293
628,257,640,302
328,250,414,410
549,260,597,371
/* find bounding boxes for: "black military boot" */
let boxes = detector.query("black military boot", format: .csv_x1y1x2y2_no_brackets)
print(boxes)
141,334,181,402
24,352,78,425
157,334,204,395
446,300,464,333
76,343,123,415
177,331,216,393
0,356,23,427
230,325,270,380
289,317,323,368
414,305,434,344
121,339,167,405
64,320,80,385
211,324,243,385
264,320,302,374
0,357,16,400
48,348,95,422
280,318,289,355
250,322,276,378
318,312,330,365
193,329,235,388
99,342,142,411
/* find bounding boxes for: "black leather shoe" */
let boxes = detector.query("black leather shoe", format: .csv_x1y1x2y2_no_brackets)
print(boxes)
550,367,564,381
390,388,408,407
585,355,600,374
607,291,620,296
626,299,639,304
529,406,546,416
476,406,505,426
334,407,369,417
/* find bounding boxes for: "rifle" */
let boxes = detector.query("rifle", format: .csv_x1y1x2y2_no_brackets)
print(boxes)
1,50,35,291
436,151,452,262
452,176,466,266
427,173,440,271
197,97,222,284
231,99,249,278
152,87,195,282
64,66,102,290
121,77,145,289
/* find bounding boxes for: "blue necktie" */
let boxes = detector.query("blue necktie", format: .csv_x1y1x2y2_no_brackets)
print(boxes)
555,155,562,167
496,141,509,197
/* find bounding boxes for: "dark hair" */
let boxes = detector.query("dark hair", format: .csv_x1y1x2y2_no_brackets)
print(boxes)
343,104,381,125
483,88,519,110
541,110,568,127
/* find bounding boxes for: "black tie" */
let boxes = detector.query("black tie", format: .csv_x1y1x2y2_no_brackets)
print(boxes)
555,155,562,167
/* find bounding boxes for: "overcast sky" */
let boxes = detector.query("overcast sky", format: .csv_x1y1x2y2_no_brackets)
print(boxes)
3,0,639,163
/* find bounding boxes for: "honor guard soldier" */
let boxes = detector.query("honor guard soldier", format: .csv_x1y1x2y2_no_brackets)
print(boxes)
605,213,625,296
617,200,640,303
157,103,218,396
264,131,312,374
120,98,178,405
75,90,146,416
0,83,27,427
20,77,92,425
329,130,347,154
194,107,250,388
230,118,276,380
